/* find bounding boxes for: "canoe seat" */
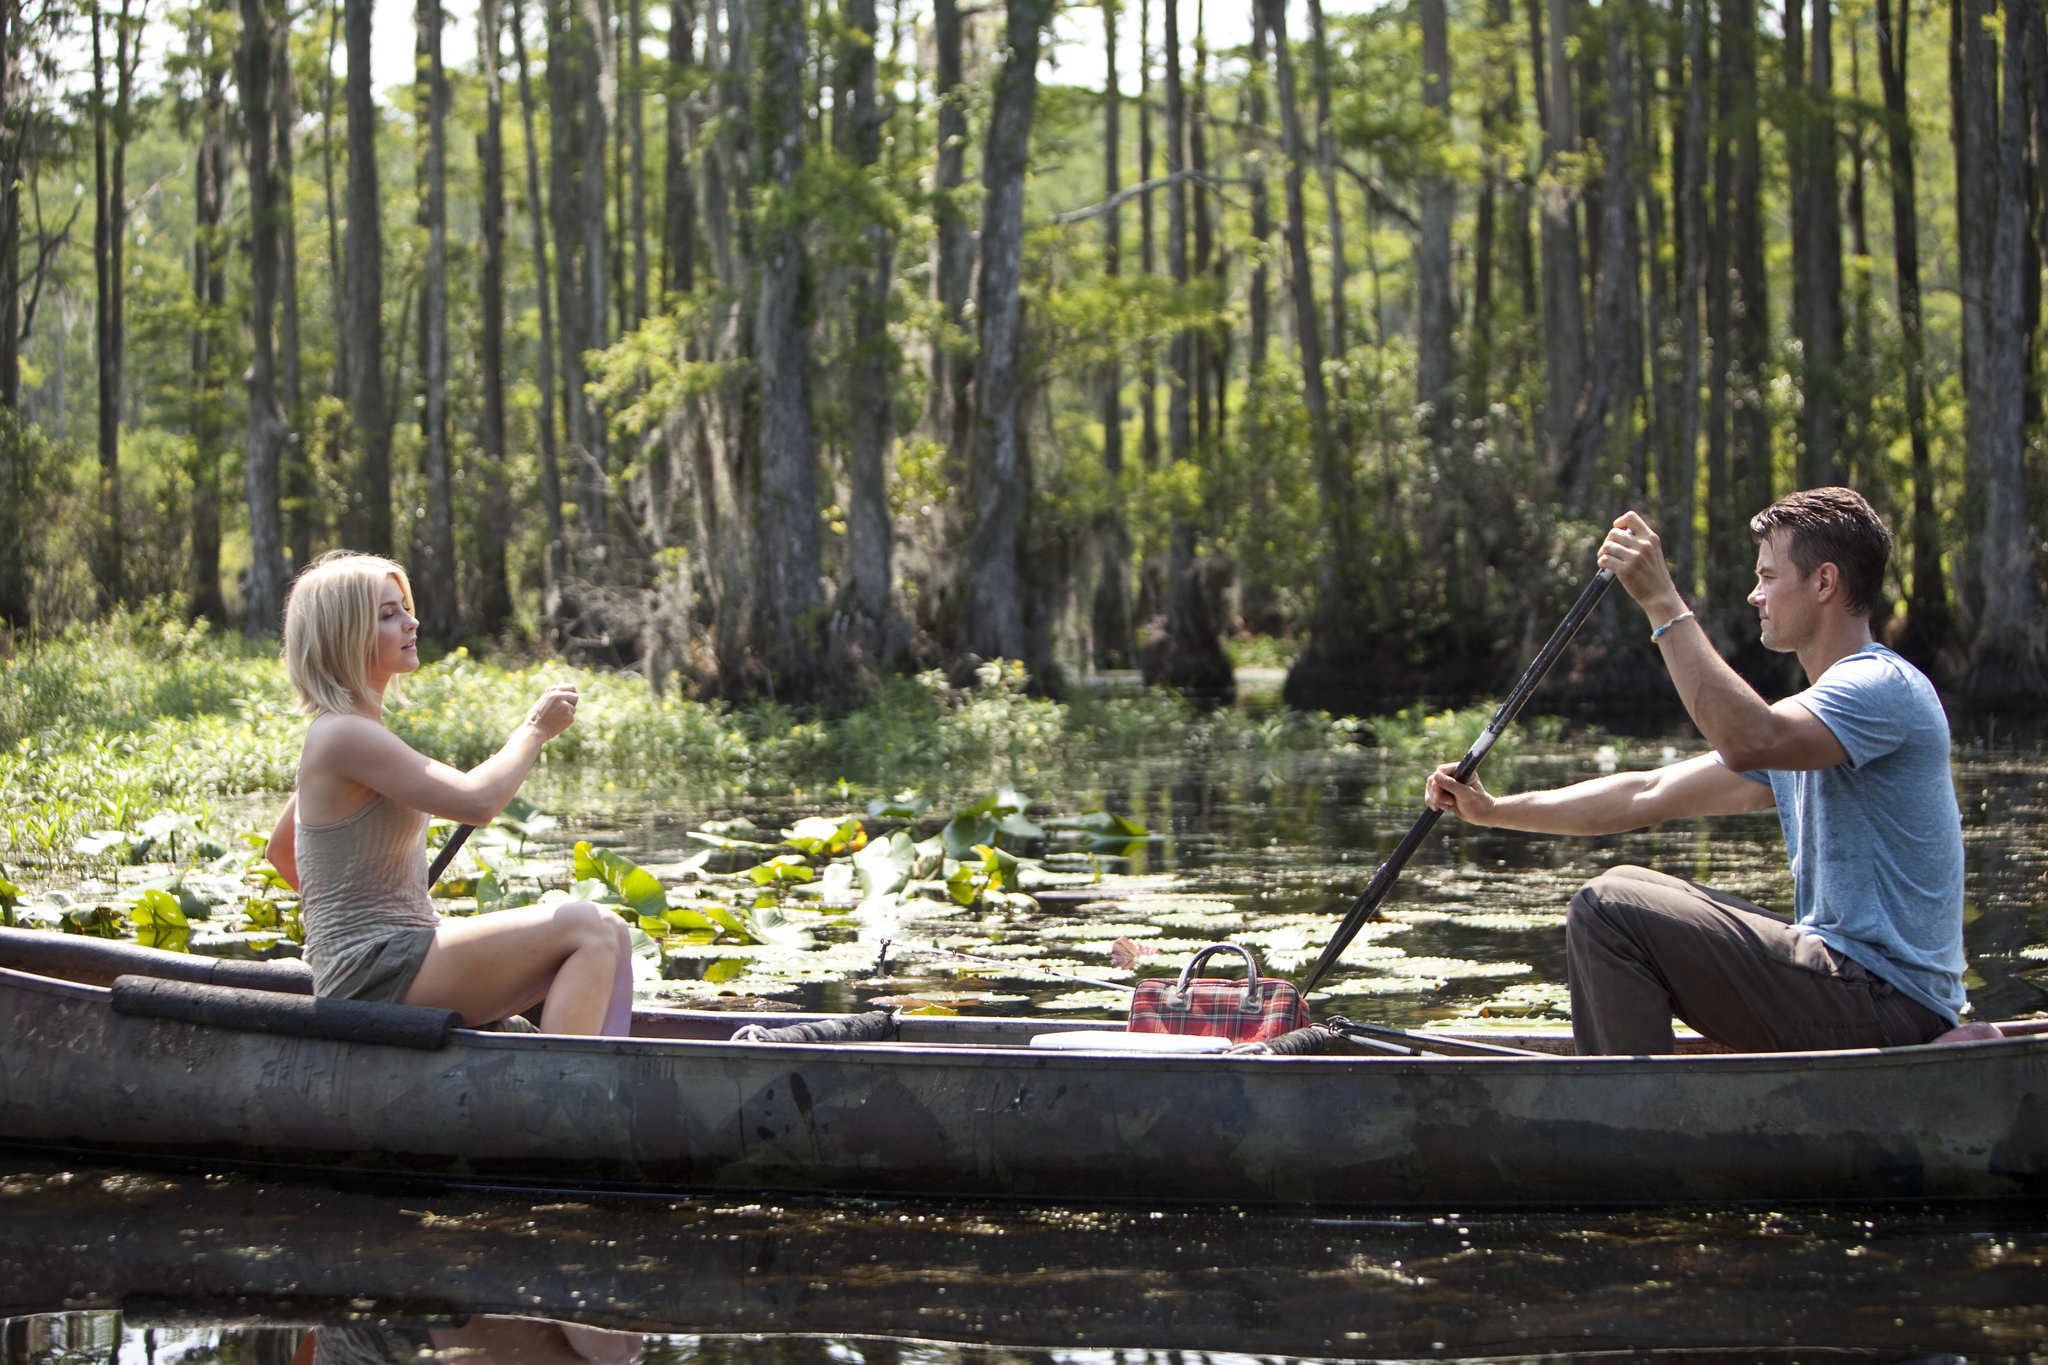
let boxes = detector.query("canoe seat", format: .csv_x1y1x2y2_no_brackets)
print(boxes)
0,926,313,994
110,974,461,1050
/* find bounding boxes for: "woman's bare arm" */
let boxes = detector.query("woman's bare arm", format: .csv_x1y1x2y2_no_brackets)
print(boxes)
268,795,299,891
299,685,579,826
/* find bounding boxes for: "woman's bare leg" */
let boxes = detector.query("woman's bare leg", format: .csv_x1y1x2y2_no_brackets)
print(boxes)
403,901,628,1035
602,949,634,1035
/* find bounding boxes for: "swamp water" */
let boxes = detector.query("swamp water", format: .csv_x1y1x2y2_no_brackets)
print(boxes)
8,732,2048,1361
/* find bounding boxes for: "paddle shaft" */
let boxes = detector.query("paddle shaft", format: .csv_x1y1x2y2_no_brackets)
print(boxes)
1300,566,1618,994
427,824,476,885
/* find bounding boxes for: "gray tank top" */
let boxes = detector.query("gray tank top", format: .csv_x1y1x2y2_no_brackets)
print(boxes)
297,792,438,996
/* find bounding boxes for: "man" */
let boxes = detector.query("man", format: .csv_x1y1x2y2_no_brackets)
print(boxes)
1424,488,1965,1055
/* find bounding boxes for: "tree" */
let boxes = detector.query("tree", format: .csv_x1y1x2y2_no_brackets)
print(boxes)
1416,0,1453,440
511,0,568,629
1875,0,1949,668
839,0,898,663
752,0,825,692
344,0,391,554
238,0,291,632
475,0,513,633
414,0,456,639
1092,0,1134,670
189,0,231,625
931,0,973,462
961,0,1053,664
91,0,142,607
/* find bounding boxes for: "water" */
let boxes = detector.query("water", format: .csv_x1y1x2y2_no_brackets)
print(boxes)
4,1161,2047,1361
7,736,2048,1361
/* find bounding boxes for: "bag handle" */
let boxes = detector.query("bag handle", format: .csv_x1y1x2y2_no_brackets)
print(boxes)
1165,942,1266,1015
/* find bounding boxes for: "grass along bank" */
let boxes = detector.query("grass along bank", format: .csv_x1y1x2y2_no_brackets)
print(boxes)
0,611,1374,868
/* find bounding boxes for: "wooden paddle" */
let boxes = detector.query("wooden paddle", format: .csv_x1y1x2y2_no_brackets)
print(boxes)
1299,564,1618,994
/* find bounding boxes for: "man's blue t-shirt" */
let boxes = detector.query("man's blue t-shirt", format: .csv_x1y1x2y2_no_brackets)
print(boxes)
1727,643,1965,1024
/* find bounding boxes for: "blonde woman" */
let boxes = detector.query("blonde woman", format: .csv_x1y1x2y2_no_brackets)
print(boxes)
266,550,632,1036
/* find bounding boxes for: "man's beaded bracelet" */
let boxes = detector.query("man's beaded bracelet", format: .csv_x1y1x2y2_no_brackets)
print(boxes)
1651,609,1696,641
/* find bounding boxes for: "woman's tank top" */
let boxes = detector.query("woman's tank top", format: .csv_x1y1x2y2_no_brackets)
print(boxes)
296,792,438,996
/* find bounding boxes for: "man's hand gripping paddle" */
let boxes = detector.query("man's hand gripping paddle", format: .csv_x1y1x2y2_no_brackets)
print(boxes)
1299,565,1618,994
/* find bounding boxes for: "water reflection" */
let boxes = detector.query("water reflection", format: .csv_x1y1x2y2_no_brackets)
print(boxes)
3,1163,2045,1361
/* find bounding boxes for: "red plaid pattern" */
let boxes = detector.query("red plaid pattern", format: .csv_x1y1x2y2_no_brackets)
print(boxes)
1128,943,1309,1042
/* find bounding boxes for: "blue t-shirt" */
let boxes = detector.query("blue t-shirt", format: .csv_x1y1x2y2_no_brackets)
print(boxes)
1723,643,1965,1024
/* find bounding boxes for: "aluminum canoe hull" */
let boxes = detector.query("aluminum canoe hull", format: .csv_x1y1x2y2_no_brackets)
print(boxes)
4,966,2046,1205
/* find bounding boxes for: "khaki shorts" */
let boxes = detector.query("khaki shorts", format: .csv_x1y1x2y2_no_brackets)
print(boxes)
320,926,438,1005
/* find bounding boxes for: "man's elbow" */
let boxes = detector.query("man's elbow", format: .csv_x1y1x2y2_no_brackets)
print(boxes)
1714,741,1771,774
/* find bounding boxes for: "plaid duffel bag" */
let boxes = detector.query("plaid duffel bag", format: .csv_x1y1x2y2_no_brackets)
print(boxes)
1128,942,1310,1043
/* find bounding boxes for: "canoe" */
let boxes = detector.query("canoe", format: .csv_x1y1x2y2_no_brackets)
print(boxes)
4,927,2047,1206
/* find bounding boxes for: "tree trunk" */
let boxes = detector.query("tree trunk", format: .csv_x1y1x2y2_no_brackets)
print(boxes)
1671,0,1704,590
239,0,291,632
414,0,457,639
1416,0,1453,440
91,0,130,608
1306,0,1347,369
663,0,694,294
628,0,647,326
476,0,513,632
1562,9,1633,501
841,0,896,662
512,0,568,627
961,0,1053,664
1146,0,1231,698
1093,0,1133,670
753,0,825,692
1971,0,2037,693
189,0,230,625
1538,0,1586,485
1469,0,1517,421
0,0,18,415
1798,0,1843,488
345,0,392,555
1138,0,1158,471
321,0,344,402
932,0,974,463
1875,0,1950,666
1952,0,1996,639
1268,0,1364,713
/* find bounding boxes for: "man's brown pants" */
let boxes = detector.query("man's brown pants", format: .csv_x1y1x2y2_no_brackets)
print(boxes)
1565,865,1947,1056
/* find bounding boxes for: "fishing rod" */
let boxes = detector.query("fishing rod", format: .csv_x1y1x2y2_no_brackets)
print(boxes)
1299,564,1618,995
872,937,1138,994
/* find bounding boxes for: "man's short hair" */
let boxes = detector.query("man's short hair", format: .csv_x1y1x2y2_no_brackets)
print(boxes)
1748,486,1892,618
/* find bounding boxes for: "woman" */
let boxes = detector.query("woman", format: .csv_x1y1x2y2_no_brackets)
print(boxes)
267,550,632,1035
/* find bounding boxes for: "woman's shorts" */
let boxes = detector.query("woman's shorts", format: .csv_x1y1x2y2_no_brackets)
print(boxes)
320,926,438,1005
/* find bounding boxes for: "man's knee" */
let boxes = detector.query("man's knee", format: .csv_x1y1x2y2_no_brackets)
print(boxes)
1567,865,1655,936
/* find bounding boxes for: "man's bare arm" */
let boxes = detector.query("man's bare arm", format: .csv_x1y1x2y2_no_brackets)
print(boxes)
1425,752,1776,836
1598,511,1849,772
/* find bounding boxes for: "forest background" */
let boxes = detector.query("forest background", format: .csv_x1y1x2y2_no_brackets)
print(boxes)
0,0,2037,719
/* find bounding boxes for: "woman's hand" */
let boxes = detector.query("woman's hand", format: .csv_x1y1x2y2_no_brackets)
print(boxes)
524,683,580,741
1425,762,1499,825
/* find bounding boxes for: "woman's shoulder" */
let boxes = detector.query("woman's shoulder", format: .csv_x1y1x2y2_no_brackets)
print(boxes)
300,711,403,765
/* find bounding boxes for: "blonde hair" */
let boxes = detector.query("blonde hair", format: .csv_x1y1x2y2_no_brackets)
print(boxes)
283,551,416,716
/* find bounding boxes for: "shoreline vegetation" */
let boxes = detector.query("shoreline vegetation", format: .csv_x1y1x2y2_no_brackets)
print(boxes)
0,606,1383,869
